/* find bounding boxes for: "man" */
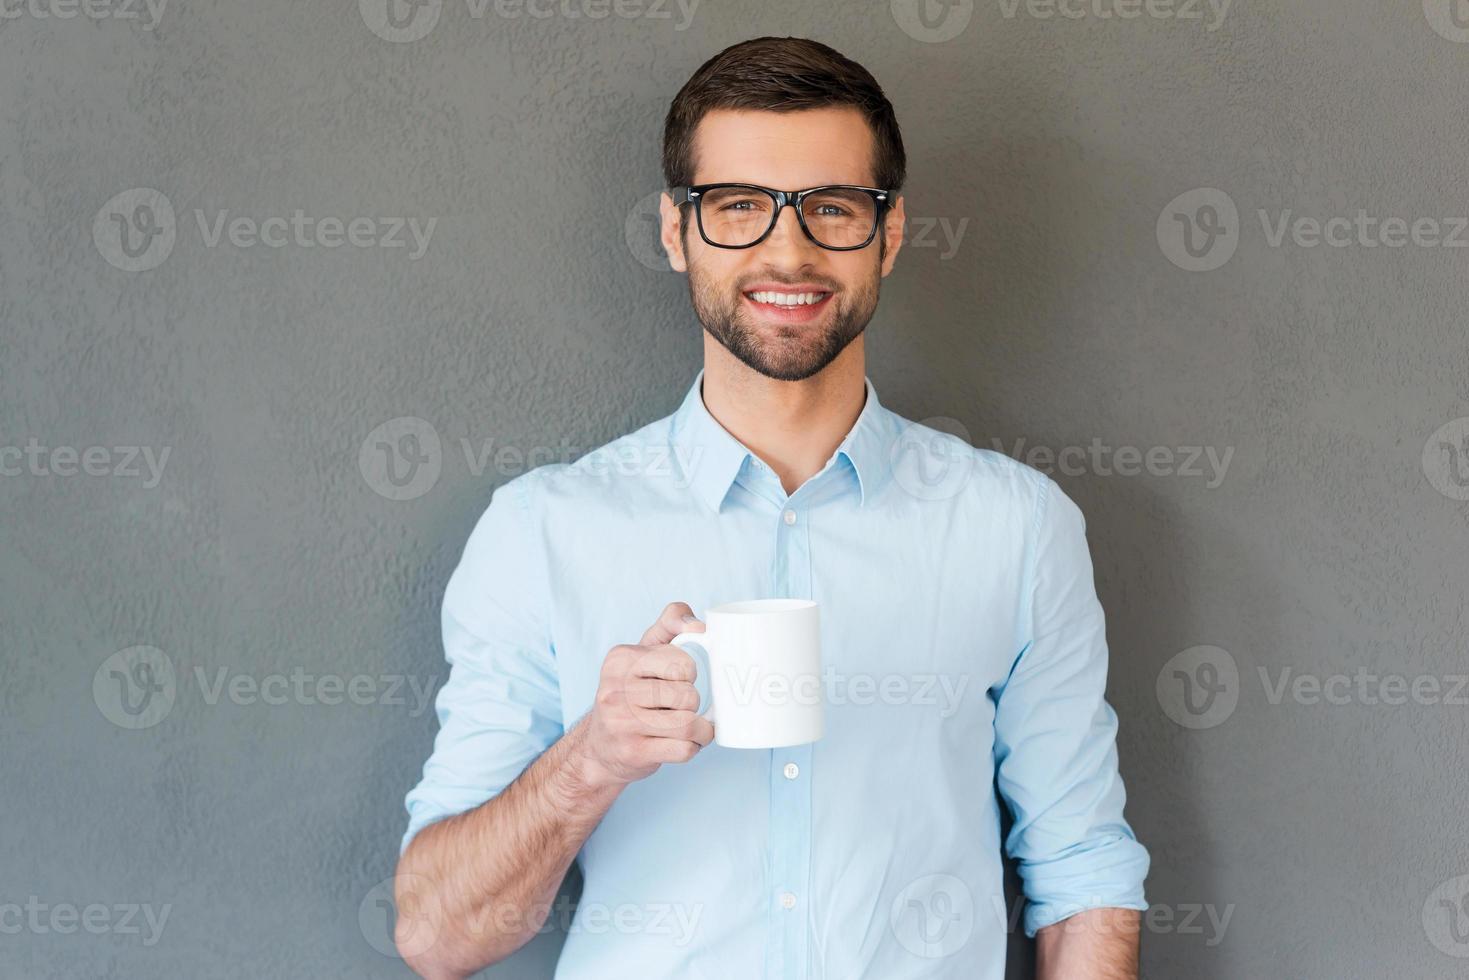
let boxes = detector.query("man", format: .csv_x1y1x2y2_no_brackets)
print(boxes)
394,36,1149,980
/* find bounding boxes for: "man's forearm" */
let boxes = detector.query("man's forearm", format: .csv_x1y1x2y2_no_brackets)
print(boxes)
1035,907,1141,980
394,717,620,980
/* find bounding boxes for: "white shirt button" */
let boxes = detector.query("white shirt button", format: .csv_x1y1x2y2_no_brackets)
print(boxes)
779,891,797,910
782,509,797,525
783,762,800,780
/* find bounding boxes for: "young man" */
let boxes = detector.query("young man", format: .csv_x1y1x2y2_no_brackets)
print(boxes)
394,36,1148,980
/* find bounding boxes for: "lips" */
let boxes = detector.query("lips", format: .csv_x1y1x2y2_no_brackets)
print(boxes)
741,285,834,323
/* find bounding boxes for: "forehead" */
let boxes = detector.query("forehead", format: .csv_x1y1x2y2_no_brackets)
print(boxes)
689,107,878,188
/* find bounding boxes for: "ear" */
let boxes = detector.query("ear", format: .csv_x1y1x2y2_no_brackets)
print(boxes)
660,191,689,274
879,194,905,278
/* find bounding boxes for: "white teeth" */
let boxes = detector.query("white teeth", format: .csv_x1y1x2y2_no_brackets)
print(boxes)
748,291,826,306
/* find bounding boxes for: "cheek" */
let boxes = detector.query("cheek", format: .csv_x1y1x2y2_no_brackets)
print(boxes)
829,254,881,292
689,248,751,288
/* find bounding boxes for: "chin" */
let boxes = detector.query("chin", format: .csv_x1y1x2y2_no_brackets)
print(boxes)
741,339,846,382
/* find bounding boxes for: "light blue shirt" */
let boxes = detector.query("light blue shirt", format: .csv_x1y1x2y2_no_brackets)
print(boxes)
401,369,1149,979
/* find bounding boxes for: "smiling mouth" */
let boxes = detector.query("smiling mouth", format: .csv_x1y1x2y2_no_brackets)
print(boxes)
741,289,834,321
744,290,831,307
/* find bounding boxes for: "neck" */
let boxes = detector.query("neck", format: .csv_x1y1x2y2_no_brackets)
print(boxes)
699,335,868,496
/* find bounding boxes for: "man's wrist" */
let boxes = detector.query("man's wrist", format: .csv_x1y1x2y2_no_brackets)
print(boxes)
553,718,624,806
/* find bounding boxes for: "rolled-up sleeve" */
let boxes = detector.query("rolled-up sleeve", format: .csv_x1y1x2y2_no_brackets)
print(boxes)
993,475,1150,938
400,473,563,855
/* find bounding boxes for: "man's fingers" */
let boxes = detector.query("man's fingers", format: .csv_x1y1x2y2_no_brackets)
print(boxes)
640,601,703,646
641,729,712,764
625,677,701,712
684,715,715,747
629,646,698,682
637,710,714,746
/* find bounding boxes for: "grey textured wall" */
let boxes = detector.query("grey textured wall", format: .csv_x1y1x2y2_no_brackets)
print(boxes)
4,1,1467,977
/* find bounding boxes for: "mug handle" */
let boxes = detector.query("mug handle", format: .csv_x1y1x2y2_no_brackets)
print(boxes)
670,630,718,725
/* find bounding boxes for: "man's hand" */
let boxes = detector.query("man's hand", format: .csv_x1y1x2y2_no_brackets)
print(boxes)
571,601,716,790
394,600,717,979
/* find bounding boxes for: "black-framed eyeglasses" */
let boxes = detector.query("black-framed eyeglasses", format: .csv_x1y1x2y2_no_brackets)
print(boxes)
670,183,893,251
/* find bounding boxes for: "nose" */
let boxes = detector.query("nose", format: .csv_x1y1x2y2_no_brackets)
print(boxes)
758,202,821,264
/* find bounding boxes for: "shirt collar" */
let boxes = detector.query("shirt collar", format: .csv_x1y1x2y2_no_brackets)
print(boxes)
670,368,894,513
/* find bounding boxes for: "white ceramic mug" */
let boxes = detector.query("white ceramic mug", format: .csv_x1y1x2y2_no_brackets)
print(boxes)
670,598,823,749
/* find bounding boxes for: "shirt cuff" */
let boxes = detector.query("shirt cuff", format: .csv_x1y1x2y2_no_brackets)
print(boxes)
1019,832,1151,938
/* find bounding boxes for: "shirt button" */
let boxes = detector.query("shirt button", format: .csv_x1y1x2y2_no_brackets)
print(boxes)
783,762,800,780
782,509,797,525
779,891,797,910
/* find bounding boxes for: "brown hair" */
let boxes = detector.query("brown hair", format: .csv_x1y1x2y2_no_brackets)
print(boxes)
661,37,906,193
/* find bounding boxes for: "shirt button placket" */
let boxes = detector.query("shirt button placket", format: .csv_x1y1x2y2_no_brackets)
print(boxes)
767,499,814,980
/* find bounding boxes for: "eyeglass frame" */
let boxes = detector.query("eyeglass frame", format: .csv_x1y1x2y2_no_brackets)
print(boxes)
668,183,895,252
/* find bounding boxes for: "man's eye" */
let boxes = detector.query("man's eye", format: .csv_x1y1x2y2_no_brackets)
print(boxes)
810,204,851,217
719,198,765,212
